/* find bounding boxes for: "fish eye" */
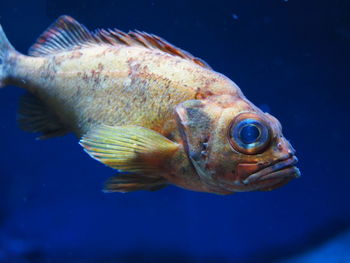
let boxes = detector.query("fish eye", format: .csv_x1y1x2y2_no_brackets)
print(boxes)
229,114,271,155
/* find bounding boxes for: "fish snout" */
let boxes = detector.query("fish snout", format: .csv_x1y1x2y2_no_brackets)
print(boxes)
242,155,300,185
230,153,300,191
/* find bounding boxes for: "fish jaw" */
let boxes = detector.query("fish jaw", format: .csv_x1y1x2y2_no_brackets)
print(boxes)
232,154,300,192
241,156,299,185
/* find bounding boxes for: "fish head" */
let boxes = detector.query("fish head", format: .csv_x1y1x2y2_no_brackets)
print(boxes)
175,94,300,194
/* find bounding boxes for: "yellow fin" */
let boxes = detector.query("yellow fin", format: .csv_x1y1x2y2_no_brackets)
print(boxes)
79,125,179,174
103,174,167,193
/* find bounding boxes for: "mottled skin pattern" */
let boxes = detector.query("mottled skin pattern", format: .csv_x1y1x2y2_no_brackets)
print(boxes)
1,17,299,194
7,45,238,137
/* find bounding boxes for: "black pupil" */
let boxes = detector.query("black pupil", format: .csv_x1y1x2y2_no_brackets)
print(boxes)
240,124,260,144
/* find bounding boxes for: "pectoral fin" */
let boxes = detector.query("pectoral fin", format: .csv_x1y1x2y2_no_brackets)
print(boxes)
79,125,179,174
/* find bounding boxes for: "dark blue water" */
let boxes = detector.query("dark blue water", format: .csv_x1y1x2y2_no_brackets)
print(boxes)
1,0,349,262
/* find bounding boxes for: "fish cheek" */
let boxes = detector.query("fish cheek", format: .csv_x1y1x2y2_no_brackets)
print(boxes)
207,107,247,184
175,100,219,157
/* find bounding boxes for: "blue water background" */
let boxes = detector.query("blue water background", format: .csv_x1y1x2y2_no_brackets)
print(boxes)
0,0,349,262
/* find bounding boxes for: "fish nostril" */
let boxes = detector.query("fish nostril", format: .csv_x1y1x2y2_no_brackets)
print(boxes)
277,142,283,151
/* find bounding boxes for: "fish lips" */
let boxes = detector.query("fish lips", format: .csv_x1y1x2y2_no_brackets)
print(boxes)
241,155,301,189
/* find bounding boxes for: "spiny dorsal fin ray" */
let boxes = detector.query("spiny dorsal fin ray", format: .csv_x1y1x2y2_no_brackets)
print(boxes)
28,15,93,57
28,15,211,69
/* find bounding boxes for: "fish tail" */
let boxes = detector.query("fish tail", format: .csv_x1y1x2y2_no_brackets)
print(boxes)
0,24,16,88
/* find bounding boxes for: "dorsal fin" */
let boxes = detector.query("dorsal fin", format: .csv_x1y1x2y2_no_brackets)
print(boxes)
29,15,211,69
28,15,93,57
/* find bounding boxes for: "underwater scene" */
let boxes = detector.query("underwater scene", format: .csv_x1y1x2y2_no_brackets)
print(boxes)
0,0,349,262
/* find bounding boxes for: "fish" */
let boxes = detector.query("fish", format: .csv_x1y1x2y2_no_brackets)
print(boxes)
0,15,300,194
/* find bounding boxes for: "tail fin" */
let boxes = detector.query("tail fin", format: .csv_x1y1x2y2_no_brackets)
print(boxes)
0,24,15,88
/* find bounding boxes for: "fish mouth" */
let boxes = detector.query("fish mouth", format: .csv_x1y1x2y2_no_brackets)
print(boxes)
242,155,301,186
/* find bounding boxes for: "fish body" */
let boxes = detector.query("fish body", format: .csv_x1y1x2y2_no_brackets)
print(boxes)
10,44,237,137
0,16,300,194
